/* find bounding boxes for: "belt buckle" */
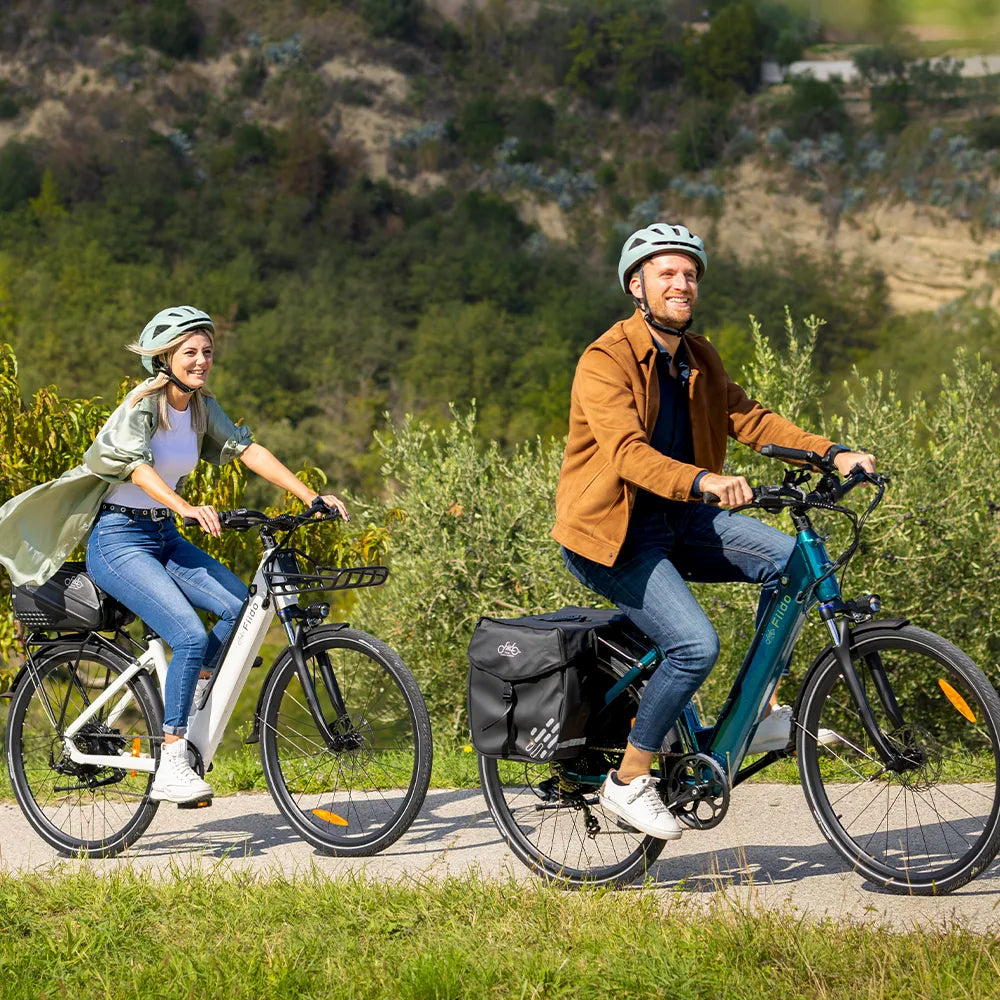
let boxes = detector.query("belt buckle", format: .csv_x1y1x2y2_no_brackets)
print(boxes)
151,508,169,522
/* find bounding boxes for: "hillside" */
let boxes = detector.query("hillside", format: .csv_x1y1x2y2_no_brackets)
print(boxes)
2,2,997,318
1,0,999,493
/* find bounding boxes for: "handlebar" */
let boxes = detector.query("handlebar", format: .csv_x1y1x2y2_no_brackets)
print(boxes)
182,497,342,532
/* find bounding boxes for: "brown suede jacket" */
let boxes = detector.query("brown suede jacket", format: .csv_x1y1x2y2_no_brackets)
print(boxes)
551,310,836,566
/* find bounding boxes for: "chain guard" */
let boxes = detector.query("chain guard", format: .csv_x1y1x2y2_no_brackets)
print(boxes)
665,752,730,830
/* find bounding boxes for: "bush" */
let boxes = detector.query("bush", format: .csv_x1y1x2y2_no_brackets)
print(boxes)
361,0,423,40
0,141,40,212
455,94,505,163
781,77,849,141
119,0,204,60
353,407,593,736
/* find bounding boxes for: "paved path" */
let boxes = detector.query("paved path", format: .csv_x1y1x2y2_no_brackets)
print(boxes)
3,786,1000,932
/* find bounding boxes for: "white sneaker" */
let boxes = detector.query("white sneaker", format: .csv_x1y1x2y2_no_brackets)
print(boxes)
748,704,838,754
151,739,213,803
598,770,682,841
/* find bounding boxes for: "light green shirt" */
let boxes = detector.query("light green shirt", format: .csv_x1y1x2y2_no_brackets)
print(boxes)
0,384,252,587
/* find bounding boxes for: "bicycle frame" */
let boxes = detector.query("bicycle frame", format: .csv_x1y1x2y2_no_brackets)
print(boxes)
598,516,842,782
51,531,298,774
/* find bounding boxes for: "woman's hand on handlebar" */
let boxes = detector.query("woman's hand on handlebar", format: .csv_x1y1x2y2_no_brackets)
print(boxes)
832,450,877,477
181,503,222,537
310,493,350,521
697,473,754,508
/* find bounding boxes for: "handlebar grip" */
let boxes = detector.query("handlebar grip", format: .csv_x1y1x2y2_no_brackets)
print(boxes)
760,443,828,468
701,492,721,506
181,517,198,527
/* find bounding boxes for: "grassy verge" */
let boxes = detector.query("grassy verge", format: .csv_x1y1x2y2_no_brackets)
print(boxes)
0,868,997,1000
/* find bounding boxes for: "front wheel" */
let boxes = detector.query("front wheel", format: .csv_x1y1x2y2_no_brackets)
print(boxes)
6,642,162,857
258,626,432,856
479,650,666,887
797,624,1000,895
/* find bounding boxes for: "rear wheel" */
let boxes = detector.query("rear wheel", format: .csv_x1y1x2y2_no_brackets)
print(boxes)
479,652,666,887
259,626,432,856
797,625,1000,895
6,642,162,857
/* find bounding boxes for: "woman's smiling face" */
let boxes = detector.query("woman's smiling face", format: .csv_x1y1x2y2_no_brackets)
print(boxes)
168,331,214,391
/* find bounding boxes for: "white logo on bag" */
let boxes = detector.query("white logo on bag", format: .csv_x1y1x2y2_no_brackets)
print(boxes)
525,718,560,758
497,641,520,657
67,577,86,591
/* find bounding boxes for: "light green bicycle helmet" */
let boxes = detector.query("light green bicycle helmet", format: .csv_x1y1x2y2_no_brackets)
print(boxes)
136,306,214,375
617,223,708,292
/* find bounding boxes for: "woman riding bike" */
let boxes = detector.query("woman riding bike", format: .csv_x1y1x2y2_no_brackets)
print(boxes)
0,305,347,804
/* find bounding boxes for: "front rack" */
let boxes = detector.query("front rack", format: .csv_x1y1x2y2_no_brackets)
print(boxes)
265,549,390,596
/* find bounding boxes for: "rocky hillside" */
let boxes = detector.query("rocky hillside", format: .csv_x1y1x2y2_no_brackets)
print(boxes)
1,2,998,320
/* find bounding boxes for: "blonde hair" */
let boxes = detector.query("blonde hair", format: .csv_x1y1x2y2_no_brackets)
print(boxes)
127,329,215,432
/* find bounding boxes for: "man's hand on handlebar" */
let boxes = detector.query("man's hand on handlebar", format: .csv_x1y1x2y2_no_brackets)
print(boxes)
696,473,753,508
832,450,877,477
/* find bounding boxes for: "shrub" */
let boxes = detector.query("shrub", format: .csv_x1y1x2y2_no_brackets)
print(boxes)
119,0,204,60
0,141,40,212
361,0,423,40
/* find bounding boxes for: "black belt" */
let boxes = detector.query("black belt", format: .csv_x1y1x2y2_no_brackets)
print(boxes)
100,503,173,521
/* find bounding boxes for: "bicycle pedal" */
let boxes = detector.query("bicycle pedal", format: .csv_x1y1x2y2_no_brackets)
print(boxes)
177,796,213,810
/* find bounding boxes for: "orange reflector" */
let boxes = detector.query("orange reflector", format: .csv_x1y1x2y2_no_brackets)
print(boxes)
131,737,142,757
312,809,349,827
939,679,977,723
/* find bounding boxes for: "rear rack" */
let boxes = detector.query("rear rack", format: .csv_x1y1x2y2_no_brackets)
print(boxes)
265,551,389,596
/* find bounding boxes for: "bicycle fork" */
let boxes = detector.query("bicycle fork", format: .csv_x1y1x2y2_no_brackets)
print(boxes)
277,611,353,753
825,616,916,771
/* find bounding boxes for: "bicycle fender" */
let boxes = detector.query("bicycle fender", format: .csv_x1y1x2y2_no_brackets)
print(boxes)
3,637,139,698
792,617,910,719
245,622,351,744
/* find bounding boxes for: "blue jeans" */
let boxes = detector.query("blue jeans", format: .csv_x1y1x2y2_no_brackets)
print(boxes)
86,511,247,735
562,501,794,753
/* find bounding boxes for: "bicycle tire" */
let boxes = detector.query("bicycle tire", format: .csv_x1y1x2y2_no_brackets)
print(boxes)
797,624,1000,895
5,641,162,857
479,651,666,887
258,625,432,856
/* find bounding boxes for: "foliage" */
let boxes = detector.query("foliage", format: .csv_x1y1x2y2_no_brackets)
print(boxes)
0,141,40,212
360,0,423,40
119,0,204,60
562,0,684,114
685,1,763,100
352,406,593,736
779,77,850,142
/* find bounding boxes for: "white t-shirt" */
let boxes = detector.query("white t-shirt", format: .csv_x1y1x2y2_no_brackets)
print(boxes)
104,405,199,508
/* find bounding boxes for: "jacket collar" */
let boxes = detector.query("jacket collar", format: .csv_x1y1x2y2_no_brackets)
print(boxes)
622,309,685,364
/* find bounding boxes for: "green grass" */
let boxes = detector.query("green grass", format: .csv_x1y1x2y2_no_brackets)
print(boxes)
0,867,997,999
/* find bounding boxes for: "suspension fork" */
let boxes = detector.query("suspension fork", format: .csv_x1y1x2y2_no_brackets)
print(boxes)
828,618,908,766
279,615,349,752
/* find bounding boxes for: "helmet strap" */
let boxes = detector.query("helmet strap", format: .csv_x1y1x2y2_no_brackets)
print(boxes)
153,358,197,395
636,267,691,337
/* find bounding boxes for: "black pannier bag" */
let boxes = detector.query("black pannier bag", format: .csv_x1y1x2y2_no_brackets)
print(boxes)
467,606,623,763
12,561,135,632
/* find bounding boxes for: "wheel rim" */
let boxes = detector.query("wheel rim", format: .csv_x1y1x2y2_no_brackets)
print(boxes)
11,654,157,853
800,633,1000,889
264,639,424,849
482,755,663,884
